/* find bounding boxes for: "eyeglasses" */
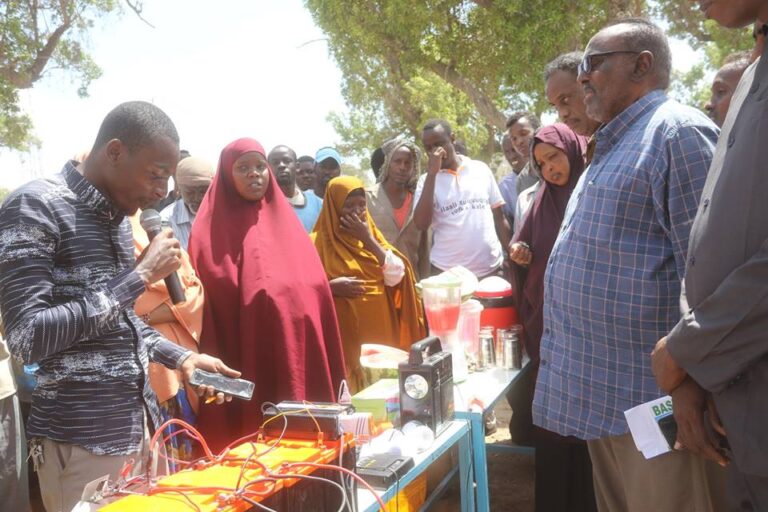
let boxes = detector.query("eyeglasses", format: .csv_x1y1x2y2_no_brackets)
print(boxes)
578,50,640,75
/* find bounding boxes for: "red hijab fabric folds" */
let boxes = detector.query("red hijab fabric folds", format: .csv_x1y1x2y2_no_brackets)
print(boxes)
188,137,346,451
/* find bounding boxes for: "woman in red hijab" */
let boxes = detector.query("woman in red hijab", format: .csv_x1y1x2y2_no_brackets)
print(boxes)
508,123,596,512
188,138,346,451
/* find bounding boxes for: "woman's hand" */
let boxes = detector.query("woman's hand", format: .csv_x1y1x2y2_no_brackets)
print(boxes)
330,276,366,298
145,303,176,325
508,242,533,266
340,211,388,266
340,212,372,243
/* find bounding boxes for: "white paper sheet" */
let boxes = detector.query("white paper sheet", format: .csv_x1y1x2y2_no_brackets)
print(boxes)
624,395,676,459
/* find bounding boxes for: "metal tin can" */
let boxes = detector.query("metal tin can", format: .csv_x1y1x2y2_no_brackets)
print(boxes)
507,327,523,369
495,328,511,367
480,326,494,336
509,335,522,369
478,332,495,369
499,329,523,369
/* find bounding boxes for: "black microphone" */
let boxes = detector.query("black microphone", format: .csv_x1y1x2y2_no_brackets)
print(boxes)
139,209,186,305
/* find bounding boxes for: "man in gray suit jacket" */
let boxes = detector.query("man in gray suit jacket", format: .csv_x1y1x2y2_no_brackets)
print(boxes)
652,1,768,509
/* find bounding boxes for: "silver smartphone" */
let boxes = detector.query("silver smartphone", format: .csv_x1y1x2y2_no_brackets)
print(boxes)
189,369,255,401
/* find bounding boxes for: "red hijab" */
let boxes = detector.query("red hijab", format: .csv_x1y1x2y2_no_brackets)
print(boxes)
512,123,587,361
188,138,346,451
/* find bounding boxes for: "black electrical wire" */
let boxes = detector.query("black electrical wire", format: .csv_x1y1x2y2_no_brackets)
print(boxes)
258,472,350,512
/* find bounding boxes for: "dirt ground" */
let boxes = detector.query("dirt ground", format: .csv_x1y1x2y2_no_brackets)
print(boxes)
433,401,535,512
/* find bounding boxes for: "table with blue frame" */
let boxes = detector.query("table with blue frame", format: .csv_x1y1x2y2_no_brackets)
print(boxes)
453,362,533,511
356,419,474,511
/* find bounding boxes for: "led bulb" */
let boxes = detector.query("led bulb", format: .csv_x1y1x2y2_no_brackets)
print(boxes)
404,374,429,400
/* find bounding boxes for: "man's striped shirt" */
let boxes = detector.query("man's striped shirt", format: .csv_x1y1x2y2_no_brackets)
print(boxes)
0,162,189,455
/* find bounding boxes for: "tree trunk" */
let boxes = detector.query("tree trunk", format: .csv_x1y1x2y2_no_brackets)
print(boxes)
1,23,71,89
428,60,507,130
379,31,508,134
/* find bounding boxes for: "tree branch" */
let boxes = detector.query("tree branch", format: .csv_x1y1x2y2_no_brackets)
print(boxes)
123,0,154,28
606,0,645,18
371,45,422,134
2,22,70,88
377,31,507,131
428,59,507,129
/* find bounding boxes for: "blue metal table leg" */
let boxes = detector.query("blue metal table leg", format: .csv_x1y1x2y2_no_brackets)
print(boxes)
458,422,475,511
469,412,490,511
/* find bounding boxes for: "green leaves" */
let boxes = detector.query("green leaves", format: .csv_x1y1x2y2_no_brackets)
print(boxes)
305,0,629,160
653,0,753,114
0,78,35,151
0,0,122,149
307,0,754,162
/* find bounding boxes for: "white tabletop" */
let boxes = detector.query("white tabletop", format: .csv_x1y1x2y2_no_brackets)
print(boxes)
453,362,528,414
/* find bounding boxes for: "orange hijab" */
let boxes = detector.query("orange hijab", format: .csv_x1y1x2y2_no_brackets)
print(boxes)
311,176,425,350
129,214,203,411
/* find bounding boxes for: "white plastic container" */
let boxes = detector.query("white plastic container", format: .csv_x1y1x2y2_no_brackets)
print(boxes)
458,299,484,361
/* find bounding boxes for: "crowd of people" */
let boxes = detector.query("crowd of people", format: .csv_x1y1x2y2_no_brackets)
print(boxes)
0,1,766,511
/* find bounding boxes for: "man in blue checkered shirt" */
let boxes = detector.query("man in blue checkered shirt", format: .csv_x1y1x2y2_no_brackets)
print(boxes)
530,18,726,512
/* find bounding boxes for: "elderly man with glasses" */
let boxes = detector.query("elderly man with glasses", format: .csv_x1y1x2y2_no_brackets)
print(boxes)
532,17,726,512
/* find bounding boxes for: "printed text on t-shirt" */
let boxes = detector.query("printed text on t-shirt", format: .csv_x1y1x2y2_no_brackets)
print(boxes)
438,198,490,216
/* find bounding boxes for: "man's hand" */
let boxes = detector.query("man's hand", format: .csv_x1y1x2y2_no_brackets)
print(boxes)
508,242,533,266
671,377,728,467
426,147,446,176
180,353,241,405
651,336,687,393
135,229,182,285
707,394,727,438
340,212,372,243
329,276,365,298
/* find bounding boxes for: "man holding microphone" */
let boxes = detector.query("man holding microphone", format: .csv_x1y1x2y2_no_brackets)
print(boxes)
0,101,239,512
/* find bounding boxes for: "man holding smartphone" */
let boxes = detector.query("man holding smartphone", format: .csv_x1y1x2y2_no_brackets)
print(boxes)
0,101,240,512
413,119,511,279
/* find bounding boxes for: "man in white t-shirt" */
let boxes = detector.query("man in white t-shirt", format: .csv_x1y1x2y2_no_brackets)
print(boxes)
414,119,511,278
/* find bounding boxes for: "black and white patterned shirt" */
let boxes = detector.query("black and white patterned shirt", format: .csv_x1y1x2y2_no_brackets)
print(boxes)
0,162,190,455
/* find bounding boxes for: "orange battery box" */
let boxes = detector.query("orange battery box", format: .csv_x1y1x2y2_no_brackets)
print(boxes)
101,433,355,512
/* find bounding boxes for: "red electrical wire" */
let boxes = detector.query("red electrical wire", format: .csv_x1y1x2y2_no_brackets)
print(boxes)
150,418,215,461
215,431,258,456
140,417,387,511
155,428,210,468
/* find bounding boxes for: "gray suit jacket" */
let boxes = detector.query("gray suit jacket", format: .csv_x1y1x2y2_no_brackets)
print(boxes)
666,54,768,476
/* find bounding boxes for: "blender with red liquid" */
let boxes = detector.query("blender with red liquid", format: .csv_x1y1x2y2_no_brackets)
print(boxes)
420,275,468,382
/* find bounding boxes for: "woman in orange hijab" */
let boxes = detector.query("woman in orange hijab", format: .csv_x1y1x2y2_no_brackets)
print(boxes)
129,214,204,470
312,176,425,391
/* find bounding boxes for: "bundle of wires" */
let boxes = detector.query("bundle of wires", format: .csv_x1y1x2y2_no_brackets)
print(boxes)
112,402,387,512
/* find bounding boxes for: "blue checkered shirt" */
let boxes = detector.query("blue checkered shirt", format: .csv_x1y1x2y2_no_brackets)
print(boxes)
532,91,719,439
